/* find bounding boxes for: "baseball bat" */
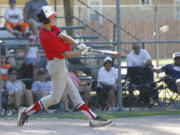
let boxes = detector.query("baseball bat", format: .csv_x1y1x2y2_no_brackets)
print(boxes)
90,49,120,58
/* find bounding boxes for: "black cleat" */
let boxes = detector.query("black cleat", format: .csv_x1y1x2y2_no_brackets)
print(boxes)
17,108,29,127
89,116,112,127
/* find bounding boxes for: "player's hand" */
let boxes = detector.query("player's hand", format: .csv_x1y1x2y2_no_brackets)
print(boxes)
80,47,91,56
77,43,88,50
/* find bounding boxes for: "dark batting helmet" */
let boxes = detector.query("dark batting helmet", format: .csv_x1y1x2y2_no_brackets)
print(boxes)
37,6,57,24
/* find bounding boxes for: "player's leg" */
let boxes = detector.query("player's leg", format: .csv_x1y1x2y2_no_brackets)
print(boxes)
17,59,68,126
66,76,112,127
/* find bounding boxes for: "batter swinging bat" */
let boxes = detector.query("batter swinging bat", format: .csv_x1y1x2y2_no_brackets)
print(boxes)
90,49,120,58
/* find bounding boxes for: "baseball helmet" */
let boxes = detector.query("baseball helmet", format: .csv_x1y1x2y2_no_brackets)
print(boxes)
37,6,57,24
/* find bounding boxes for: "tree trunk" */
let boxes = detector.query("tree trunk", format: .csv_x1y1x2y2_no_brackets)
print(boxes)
63,0,74,36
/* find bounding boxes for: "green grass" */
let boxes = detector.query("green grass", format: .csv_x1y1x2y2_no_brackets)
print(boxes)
0,110,180,119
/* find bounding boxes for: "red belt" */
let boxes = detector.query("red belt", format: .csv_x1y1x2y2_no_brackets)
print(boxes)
48,58,54,61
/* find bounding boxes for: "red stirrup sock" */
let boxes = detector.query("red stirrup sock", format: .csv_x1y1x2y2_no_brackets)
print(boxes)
25,101,43,116
78,103,97,120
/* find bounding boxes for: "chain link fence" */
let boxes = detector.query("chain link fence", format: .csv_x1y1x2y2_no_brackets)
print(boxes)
0,0,180,114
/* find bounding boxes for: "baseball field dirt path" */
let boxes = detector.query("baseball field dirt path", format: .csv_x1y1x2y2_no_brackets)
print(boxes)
0,115,179,135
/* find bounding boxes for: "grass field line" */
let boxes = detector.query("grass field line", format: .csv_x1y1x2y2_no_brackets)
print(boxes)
0,109,180,119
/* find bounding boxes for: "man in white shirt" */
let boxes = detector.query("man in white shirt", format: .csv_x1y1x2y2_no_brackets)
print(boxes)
4,0,30,37
97,56,119,111
126,43,156,105
127,43,152,67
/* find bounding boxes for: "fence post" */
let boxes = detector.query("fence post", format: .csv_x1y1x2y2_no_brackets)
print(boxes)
54,0,57,12
154,5,160,76
116,0,123,111
0,42,2,114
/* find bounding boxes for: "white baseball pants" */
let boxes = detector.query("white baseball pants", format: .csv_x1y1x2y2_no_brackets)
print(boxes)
40,58,84,110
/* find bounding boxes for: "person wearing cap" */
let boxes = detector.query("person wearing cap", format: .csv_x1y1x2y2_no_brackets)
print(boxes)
152,52,180,94
17,6,112,127
23,0,48,37
97,56,119,112
4,0,30,38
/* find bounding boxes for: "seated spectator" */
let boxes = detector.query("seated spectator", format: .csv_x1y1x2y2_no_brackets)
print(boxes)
31,70,50,98
68,71,91,105
18,62,38,90
126,43,155,104
0,56,11,115
25,35,40,67
6,67,33,111
152,52,180,94
127,43,152,68
4,0,30,38
0,56,11,81
23,0,48,37
32,69,69,112
97,56,119,111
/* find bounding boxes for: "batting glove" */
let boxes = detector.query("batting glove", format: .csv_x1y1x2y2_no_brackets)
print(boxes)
80,47,91,56
77,43,88,51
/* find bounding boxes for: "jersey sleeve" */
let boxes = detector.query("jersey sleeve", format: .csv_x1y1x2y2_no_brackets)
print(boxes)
52,25,62,35
143,49,151,61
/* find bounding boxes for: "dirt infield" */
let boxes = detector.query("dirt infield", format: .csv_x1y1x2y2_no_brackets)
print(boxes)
0,115,179,135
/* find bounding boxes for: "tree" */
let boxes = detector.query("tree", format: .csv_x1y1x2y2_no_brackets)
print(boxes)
63,0,74,36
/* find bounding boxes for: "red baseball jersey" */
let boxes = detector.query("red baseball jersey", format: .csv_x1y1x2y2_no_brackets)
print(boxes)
39,25,71,60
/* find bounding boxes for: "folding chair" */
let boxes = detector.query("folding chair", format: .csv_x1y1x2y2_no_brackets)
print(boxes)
124,66,159,107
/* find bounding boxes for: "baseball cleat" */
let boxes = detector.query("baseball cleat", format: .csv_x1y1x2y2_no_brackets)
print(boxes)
89,116,112,127
17,107,29,127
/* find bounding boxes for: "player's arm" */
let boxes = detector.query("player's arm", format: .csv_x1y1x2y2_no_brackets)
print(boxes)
62,51,81,58
59,33,89,50
58,33,78,46
62,48,90,58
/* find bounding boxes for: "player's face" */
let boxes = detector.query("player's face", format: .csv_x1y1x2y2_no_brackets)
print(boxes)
49,16,56,26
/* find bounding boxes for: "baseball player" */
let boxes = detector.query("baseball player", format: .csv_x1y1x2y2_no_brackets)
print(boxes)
17,6,112,127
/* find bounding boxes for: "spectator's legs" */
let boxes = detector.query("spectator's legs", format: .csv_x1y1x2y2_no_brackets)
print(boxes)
115,91,119,107
28,19,38,37
10,91,21,108
108,89,115,107
78,86,90,105
23,89,33,106
4,22,21,37
176,79,180,94
40,91,49,98
61,94,69,112
21,22,30,37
